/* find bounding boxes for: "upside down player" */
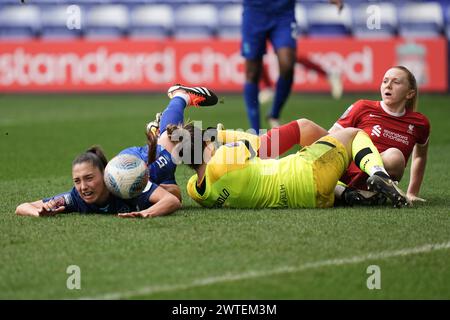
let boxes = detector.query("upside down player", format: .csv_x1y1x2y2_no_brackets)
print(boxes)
175,119,409,209
118,85,218,201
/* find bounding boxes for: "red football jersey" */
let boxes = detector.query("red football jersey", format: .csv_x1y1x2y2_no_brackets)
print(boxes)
333,99,430,189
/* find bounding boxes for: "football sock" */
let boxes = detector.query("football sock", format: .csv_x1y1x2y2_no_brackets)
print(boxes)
352,131,389,177
259,120,300,159
269,76,293,119
160,96,187,134
244,82,260,131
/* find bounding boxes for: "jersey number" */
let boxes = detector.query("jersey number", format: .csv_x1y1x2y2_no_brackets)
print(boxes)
155,156,168,169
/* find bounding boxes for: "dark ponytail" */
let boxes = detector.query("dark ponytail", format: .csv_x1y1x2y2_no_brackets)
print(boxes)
72,145,108,173
146,131,157,165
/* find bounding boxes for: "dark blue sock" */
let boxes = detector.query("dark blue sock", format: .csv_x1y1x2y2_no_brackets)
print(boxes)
160,96,187,134
244,82,260,131
269,76,293,119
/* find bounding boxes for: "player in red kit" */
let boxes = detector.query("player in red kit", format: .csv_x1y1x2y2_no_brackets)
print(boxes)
330,66,430,204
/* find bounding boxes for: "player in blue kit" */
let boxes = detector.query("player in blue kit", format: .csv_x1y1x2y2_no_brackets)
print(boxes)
15,146,181,218
16,85,217,217
118,85,218,201
242,0,344,130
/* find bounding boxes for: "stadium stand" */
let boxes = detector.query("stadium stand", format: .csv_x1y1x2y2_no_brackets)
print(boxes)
352,2,398,38
129,4,174,39
398,2,445,38
172,4,218,39
40,5,83,39
83,4,129,39
1,0,450,40
307,3,352,37
295,4,308,36
217,4,242,39
0,5,40,39
446,5,450,39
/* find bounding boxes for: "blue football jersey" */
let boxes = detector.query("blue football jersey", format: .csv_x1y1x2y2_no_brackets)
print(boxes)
119,144,177,185
42,183,158,214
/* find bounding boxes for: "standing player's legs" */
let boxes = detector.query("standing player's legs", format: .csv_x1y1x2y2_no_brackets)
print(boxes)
244,59,264,132
259,64,275,105
241,9,268,132
267,12,297,127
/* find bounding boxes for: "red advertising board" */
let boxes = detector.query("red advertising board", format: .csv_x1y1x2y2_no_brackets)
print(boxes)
0,38,447,92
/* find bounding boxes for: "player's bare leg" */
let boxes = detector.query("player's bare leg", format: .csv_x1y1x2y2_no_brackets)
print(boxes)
381,148,406,182
296,118,329,147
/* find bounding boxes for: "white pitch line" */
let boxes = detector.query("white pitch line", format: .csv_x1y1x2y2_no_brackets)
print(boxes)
79,241,450,300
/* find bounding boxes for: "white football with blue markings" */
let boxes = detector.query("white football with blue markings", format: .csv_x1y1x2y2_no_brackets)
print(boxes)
104,154,149,199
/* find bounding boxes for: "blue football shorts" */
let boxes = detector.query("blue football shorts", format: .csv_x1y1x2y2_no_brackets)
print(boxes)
241,9,297,60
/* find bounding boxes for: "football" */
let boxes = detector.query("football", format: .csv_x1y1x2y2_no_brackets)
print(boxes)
104,154,149,199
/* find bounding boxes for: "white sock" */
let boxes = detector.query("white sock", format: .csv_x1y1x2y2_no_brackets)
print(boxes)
172,92,190,106
334,184,346,199
369,165,389,177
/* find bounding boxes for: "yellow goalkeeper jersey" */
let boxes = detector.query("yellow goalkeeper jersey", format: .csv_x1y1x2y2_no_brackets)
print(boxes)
186,140,318,208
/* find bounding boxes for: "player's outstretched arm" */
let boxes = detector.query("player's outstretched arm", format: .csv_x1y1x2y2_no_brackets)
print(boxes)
159,184,182,202
118,186,181,218
15,200,65,217
407,142,429,202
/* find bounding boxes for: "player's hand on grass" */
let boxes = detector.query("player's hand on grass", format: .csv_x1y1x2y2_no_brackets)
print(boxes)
407,193,426,203
38,199,65,216
118,212,151,218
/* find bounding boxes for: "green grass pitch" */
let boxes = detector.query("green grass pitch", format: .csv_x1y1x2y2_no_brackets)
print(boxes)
0,92,449,299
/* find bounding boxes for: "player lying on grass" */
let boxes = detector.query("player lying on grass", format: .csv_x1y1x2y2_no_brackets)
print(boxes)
169,120,409,209
118,85,218,202
213,120,385,206
15,146,181,218
215,66,430,205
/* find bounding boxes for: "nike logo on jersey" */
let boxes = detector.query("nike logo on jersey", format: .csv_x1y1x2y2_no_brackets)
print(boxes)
369,114,381,118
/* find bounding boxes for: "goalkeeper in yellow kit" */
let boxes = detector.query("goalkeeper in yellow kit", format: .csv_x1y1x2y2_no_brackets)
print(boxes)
168,119,409,209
